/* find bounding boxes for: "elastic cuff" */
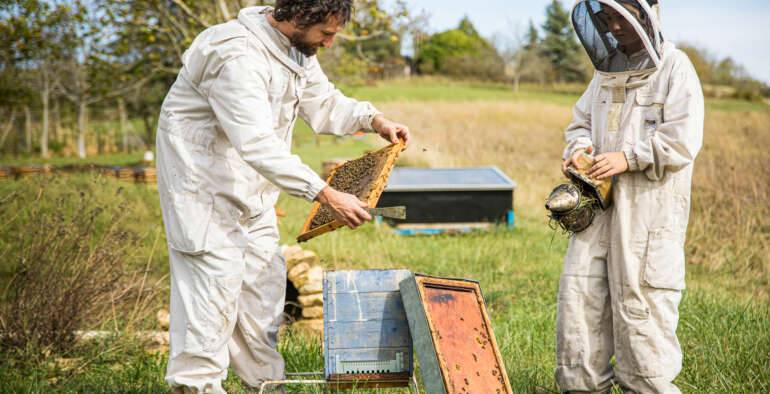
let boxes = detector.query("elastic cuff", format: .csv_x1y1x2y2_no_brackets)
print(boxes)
362,107,384,132
563,138,593,161
623,148,639,172
304,177,328,202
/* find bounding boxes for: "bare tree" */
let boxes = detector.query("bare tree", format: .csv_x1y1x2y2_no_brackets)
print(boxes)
53,1,153,158
496,19,555,91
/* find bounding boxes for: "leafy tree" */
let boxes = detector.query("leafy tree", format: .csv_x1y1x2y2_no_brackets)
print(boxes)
330,0,411,81
0,0,74,156
540,0,585,82
417,16,504,80
679,43,768,101
525,19,540,50
102,0,411,109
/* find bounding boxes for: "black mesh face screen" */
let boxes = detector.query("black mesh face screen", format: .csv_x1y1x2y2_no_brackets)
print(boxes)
616,0,657,46
572,0,658,73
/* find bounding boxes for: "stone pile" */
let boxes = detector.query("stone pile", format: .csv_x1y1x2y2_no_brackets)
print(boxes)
282,245,325,335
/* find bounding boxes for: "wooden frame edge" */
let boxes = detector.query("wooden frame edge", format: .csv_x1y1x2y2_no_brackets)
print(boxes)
296,140,405,243
413,275,513,393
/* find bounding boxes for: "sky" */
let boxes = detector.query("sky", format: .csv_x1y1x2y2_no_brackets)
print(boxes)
397,0,770,84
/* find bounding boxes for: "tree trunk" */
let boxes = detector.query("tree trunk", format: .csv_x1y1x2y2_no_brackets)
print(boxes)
41,87,50,158
24,105,32,154
0,108,16,148
53,98,61,143
118,97,129,153
239,0,259,7
106,104,116,154
141,106,153,149
216,0,231,21
514,74,520,94
77,100,88,159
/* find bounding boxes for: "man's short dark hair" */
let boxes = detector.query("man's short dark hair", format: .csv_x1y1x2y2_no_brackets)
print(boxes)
273,0,353,28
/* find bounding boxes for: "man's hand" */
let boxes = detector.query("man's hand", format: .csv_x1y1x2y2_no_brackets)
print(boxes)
315,186,372,229
372,115,411,146
562,146,593,178
587,151,629,180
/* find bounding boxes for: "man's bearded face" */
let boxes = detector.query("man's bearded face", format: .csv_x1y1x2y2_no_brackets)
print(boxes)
290,29,322,57
290,14,345,57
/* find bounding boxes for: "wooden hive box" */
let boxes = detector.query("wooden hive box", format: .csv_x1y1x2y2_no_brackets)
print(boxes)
133,166,157,184
117,167,134,180
399,274,512,394
297,140,405,243
324,269,414,388
14,165,43,177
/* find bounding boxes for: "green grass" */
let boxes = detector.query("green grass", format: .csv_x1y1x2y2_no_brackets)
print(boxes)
339,77,770,113
0,79,768,392
341,78,582,107
704,97,770,113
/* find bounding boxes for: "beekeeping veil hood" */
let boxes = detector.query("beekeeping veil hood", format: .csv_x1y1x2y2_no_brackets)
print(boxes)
572,0,663,73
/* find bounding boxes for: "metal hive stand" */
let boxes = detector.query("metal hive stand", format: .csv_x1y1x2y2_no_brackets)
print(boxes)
257,372,419,393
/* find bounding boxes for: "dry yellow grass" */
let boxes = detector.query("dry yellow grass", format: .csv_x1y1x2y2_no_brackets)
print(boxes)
688,110,770,275
381,100,770,296
382,101,571,211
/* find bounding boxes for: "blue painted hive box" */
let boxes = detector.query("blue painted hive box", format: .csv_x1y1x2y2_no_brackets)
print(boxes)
323,269,413,388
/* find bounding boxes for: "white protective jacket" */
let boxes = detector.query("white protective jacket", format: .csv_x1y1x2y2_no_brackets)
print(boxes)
556,1,704,393
157,6,381,254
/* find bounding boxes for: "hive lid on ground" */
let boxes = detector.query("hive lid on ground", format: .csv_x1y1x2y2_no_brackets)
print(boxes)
399,273,512,394
385,167,516,192
297,140,405,243
324,269,414,388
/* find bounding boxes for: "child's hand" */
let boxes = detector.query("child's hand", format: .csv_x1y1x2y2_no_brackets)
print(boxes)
587,151,629,180
562,146,594,178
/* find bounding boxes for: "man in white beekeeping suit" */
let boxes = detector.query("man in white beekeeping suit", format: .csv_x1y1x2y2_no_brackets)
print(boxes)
557,0,703,393
156,1,411,392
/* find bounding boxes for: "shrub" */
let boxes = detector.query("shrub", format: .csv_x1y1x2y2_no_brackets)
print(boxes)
0,176,147,355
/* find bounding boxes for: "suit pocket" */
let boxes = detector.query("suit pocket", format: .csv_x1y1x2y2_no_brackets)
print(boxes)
642,229,686,290
164,192,214,255
636,92,664,134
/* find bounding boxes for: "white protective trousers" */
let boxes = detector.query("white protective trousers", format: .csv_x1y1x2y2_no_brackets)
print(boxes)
165,209,285,393
556,41,704,393
157,6,380,392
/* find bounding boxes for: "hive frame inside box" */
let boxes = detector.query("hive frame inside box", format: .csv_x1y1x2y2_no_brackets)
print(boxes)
399,274,513,393
297,140,405,243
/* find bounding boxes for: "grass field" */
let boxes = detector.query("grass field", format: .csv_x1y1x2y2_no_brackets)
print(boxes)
1,78,768,393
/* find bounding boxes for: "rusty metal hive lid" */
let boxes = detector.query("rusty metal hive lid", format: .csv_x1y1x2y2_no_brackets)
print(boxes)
399,273,513,393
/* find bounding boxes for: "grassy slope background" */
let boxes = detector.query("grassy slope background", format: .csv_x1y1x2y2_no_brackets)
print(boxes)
0,78,768,393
